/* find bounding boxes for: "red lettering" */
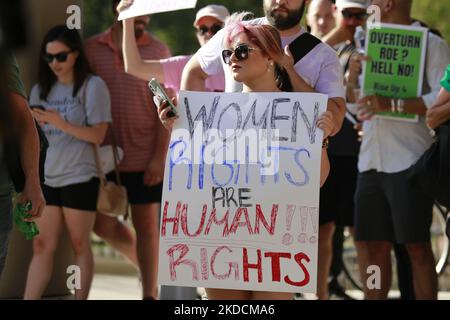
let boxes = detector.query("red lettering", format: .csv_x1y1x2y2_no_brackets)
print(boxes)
166,244,198,281
243,248,262,283
181,203,207,237
204,208,230,237
228,208,253,236
254,204,278,235
161,201,181,237
264,252,291,282
284,252,310,287
211,246,239,280
200,248,209,280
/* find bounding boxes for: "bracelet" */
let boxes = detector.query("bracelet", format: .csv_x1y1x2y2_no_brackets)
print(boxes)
396,98,405,113
390,98,396,113
346,81,360,90
322,138,329,149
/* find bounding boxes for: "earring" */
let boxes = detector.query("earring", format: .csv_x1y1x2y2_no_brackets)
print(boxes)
267,62,274,72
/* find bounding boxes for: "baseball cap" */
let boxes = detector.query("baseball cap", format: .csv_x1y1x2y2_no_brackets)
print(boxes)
193,5,230,27
336,0,369,10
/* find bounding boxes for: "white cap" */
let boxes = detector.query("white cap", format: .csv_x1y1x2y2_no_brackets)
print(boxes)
193,5,230,26
336,0,369,10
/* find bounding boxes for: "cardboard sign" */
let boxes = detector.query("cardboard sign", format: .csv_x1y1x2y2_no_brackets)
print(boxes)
362,23,428,122
118,0,197,20
158,91,328,293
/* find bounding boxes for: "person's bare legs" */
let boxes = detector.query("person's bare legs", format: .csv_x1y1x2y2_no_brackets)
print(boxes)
317,221,335,300
206,289,252,300
355,240,369,292
356,241,392,300
24,206,64,299
405,242,437,300
93,213,138,265
131,203,160,299
63,207,96,300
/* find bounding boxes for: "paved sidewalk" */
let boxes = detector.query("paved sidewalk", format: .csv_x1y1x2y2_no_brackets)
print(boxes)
89,273,450,300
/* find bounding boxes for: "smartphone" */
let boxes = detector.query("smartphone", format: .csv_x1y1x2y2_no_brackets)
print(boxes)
148,78,177,117
30,105,46,111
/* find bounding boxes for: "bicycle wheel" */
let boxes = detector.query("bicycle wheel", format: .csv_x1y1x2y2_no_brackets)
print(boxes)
340,202,449,292
341,228,363,291
432,203,449,275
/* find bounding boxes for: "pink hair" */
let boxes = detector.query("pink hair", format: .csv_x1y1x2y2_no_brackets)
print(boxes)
224,12,284,65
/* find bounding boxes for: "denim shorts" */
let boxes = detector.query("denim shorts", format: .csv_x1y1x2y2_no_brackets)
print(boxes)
0,196,13,277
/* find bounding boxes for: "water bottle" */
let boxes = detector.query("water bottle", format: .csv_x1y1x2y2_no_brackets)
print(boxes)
14,201,40,240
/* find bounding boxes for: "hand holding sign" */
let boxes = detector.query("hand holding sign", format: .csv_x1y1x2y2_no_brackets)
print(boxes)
316,111,334,139
357,95,391,121
118,0,198,21
158,91,327,294
361,23,428,122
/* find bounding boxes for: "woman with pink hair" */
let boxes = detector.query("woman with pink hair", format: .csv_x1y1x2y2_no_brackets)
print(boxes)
160,13,334,300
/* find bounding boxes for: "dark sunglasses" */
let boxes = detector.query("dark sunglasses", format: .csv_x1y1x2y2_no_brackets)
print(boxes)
222,44,261,65
43,51,73,63
341,10,368,20
196,24,223,36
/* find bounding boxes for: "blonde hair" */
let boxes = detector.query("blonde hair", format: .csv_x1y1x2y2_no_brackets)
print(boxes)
224,12,292,91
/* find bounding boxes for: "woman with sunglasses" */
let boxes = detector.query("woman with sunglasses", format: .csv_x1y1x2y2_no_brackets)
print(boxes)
24,25,112,300
160,12,333,300
118,0,229,93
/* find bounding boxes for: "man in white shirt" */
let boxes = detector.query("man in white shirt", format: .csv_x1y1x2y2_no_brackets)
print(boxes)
179,0,346,300
347,0,450,300
181,0,346,137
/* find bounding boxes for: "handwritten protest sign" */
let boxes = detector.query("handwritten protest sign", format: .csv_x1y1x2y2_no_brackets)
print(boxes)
118,0,197,21
362,23,428,122
158,91,327,293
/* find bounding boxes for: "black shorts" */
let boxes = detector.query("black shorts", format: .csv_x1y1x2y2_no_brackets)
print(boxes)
354,170,434,243
43,178,99,211
319,156,358,227
106,171,163,205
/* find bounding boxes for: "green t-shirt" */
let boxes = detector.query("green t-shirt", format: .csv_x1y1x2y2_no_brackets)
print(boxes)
441,64,450,92
0,54,27,197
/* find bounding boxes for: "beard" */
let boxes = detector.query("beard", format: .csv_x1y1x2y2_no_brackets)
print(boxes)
264,1,306,31
134,21,147,39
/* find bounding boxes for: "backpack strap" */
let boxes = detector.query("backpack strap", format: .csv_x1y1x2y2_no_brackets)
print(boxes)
289,32,322,65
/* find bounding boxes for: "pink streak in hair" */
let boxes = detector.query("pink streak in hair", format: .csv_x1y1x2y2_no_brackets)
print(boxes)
225,21,247,46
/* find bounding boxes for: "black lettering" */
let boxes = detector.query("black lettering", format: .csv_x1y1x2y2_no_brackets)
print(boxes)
270,98,291,142
185,96,220,138
212,187,226,208
238,188,252,207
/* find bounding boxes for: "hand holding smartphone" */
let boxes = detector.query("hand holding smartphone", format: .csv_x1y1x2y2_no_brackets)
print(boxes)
148,78,177,118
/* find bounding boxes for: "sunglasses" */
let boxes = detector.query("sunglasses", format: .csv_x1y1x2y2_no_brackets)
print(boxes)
196,24,223,36
341,10,368,20
43,51,73,63
222,44,261,65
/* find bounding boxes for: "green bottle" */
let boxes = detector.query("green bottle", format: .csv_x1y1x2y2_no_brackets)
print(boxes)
13,202,40,240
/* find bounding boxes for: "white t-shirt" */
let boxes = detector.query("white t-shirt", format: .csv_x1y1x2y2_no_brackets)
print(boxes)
196,17,345,98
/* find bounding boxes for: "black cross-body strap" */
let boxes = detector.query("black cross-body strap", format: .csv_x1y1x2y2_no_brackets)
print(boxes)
289,32,322,65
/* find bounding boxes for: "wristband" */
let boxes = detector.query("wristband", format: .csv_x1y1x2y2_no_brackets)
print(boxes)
396,98,405,113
